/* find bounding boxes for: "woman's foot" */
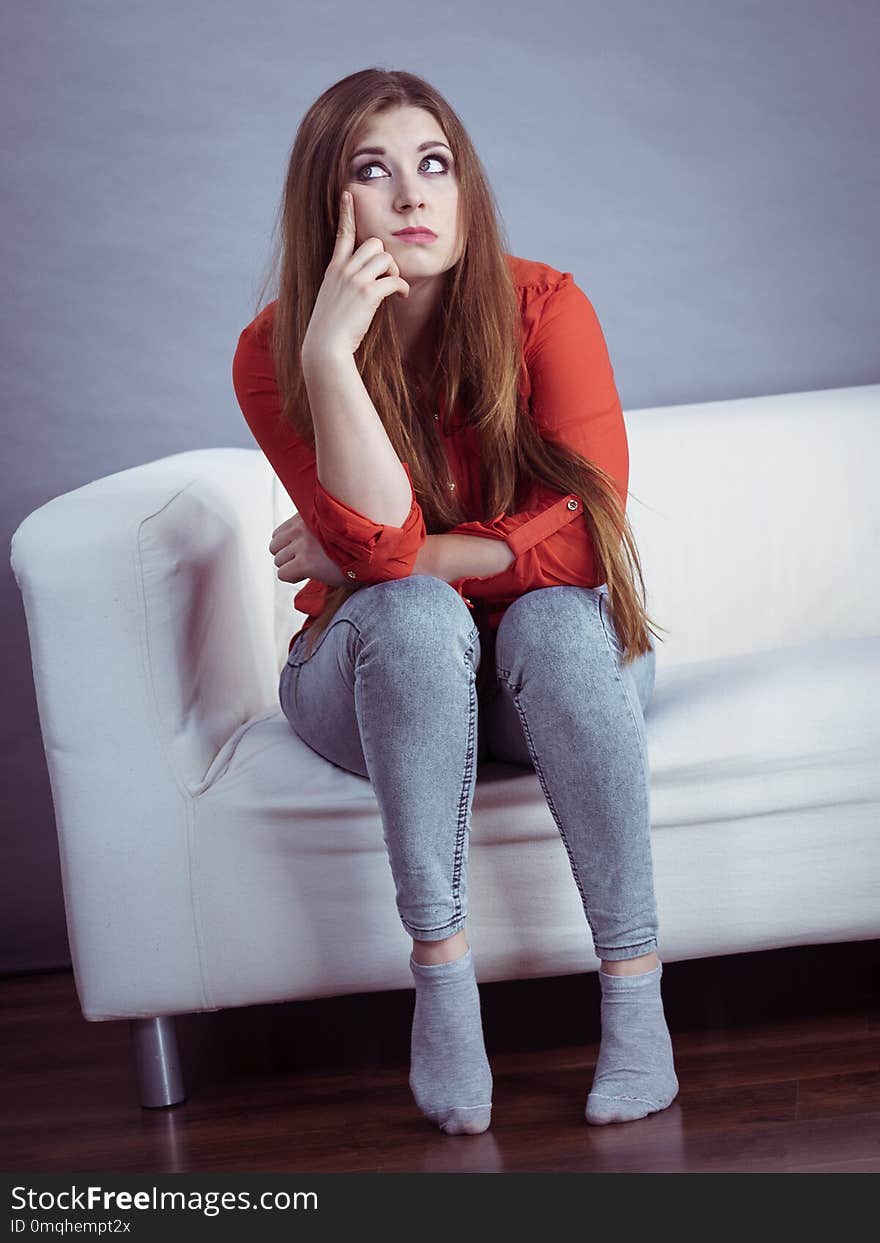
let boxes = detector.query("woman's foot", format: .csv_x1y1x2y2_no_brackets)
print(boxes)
409,947,493,1134
585,960,679,1125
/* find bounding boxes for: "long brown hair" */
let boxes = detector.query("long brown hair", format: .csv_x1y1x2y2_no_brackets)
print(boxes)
252,67,665,664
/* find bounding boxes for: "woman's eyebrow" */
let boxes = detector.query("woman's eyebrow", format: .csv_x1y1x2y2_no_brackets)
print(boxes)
350,141,453,159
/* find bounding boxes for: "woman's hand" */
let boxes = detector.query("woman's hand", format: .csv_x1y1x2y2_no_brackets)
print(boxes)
301,189,411,360
269,513,349,588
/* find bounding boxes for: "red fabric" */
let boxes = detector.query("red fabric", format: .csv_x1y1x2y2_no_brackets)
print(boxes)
231,254,628,654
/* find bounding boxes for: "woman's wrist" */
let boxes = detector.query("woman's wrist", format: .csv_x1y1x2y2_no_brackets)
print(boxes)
301,336,352,376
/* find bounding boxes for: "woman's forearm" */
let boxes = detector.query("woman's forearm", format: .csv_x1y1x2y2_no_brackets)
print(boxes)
300,345,515,583
301,345,412,527
414,534,516,582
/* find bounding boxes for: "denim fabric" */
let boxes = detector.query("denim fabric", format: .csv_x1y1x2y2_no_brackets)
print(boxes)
279,576,659,959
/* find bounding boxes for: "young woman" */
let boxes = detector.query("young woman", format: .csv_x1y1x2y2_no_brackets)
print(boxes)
232,67,678,1135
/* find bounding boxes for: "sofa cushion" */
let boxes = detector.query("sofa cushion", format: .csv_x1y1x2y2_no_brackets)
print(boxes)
197,634,877,843
185,635,878,1005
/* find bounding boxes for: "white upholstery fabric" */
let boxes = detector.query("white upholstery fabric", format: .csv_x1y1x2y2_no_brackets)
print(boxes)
11,384,880,1021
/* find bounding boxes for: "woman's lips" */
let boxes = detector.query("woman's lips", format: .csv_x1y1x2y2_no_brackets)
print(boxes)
393,231,438,243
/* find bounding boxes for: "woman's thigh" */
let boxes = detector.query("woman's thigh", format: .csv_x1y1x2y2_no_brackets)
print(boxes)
279,608,369,776
279,575,480,777
477,585,656,766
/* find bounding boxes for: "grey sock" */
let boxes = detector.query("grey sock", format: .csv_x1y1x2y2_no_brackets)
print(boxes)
408,946,493,1135
585,961,679,1125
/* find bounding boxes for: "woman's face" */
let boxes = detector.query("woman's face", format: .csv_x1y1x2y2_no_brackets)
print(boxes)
344,105,463,281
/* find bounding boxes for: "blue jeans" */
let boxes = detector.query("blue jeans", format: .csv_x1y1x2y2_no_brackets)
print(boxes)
279,576,659,961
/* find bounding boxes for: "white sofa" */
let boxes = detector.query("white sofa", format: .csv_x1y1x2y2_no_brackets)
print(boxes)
11,383,880,1107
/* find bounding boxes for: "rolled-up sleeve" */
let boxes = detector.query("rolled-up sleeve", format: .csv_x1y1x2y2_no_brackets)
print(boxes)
232,319,427,585
312,461,426,582
443,274,628,601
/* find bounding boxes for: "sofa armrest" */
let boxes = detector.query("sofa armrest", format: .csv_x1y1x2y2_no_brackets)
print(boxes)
10,448,278,1018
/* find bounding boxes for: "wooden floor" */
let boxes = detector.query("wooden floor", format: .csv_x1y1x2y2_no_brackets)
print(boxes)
2,939,879,1174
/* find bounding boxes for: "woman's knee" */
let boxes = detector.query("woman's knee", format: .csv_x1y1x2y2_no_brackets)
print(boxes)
495,585,603,665
356,574,478,646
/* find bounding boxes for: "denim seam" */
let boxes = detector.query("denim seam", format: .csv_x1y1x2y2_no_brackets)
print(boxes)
597,593,653,824
596,593,659,949
594,938,658,955
402,914,468,936
397,641,477,940
596,589,623,659
496,589,658,955
448,632,480,927
595,938,657,950
402,914,469,934
353,615,478,941
498,676,601,952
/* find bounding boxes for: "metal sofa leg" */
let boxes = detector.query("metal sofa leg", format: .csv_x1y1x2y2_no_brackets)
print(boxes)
129,1016,186,1108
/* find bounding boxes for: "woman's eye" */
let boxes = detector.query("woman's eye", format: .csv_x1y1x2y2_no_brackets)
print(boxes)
355,154,450,181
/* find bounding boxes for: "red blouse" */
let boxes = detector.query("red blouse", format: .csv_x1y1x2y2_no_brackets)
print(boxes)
232,254,628,654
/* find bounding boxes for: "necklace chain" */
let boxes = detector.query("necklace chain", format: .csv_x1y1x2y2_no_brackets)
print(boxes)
407,364,456,490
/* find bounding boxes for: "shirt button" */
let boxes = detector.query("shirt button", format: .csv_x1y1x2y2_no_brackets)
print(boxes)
434,412,440,420
346,569,357,579
567,499,579,510
448,481,456,490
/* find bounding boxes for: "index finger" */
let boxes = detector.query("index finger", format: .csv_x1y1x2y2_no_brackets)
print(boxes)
331,189,355,260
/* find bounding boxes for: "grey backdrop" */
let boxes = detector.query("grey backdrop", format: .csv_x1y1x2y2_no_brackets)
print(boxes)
3,1,878,973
